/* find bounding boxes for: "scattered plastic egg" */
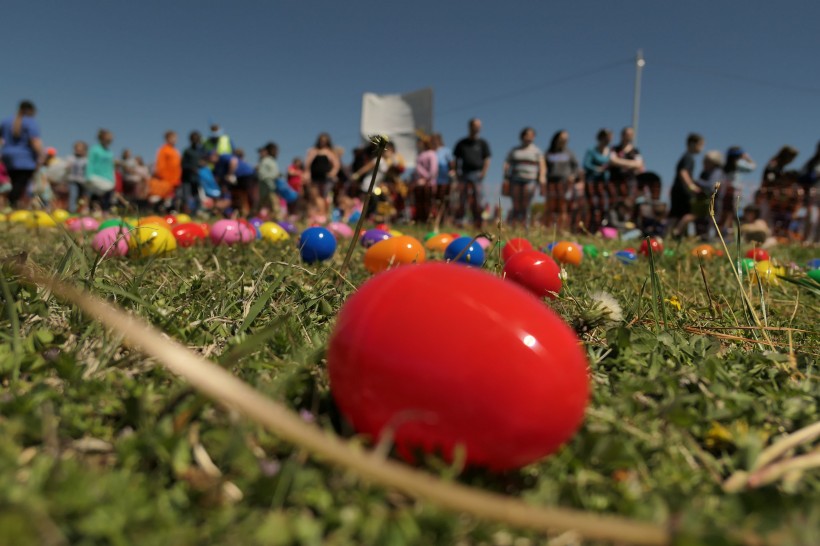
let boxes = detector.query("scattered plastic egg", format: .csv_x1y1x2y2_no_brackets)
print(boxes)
327,263,590,471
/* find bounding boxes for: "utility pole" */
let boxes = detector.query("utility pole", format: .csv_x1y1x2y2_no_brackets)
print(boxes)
632,49,645,144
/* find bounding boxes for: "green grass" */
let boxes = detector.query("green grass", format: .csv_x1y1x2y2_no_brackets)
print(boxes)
0,222,818,545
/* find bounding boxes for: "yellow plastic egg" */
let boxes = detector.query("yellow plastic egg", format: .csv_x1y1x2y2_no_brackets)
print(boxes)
258,221,290,243
129,223,177,257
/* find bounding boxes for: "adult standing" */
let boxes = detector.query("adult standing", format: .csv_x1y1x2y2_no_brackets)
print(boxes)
453,118,491,228
669,133,704,238
180,131,203,214
85,129,116,211
582,129,613,232
411,134,439,224
0,100,43,208
718,147,756,233
203,122,234,158
608,127,644,210
799,141,820,244
148,131,182,212
304,132,340,221
545,130,582,231
503,127,546,227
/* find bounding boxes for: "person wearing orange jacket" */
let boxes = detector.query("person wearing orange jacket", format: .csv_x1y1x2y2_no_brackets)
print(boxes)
148,130,181,211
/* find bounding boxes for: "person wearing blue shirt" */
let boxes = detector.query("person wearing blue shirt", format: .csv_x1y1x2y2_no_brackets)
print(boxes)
583,129,613,231
0,100,44,207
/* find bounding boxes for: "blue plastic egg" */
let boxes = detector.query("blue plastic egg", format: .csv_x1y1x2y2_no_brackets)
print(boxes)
445,237,485,267
807,258,820,270
614,250,637,264
299,227,337,263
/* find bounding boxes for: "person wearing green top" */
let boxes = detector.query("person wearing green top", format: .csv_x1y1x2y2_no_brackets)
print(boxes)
256,142,282,218
85,129,115,211
256,142,281,219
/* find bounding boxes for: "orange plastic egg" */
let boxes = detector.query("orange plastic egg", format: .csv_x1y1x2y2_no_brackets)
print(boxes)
551,241,583,266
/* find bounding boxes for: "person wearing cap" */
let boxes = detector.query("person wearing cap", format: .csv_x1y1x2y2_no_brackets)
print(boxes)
256,142,282,219
0,100,43,208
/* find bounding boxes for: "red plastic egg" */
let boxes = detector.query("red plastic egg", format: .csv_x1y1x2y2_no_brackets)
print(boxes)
745,248,769,262
172,222,208,247
328,263,589,471
164,214,178,227
501,238,533,263
503,250,562,299
639,238,664,256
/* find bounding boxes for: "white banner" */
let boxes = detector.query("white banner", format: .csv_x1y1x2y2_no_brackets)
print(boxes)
360,87,433,168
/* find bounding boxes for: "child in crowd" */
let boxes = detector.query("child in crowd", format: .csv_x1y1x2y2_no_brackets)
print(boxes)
65,141,88,213
287,157,305,220
256,142,282,220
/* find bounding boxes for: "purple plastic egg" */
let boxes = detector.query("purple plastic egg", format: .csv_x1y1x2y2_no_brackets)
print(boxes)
361,229,392,248
277,220,298,234
210,219,255,246
92,226,130,257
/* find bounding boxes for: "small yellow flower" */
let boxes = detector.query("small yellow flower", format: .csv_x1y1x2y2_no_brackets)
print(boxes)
665,296,682,311
705,422,733,449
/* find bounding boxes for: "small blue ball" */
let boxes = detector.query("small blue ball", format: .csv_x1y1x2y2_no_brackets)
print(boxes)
299,227,337,263
614,250,637,264
445,237,485,267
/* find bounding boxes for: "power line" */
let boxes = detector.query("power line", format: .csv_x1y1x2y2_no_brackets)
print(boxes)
438,58,633,117
655,61,820,97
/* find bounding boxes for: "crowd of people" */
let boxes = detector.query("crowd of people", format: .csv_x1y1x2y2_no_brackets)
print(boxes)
2,100,819,245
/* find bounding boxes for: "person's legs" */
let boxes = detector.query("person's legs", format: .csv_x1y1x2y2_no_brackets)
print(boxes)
510,182,525,226
470,176,485,229
8,169,35,208
522,180,537,228
68,182,80,213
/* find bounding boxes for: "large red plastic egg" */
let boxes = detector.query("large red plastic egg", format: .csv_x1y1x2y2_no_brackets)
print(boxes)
328,263,589,471
503,250,562,299
501,238,533,263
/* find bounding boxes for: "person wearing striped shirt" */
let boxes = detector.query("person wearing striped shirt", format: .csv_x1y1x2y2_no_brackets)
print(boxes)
503,127,546,227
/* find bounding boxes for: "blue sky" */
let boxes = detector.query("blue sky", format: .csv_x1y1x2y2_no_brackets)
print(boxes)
2,1,819,208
